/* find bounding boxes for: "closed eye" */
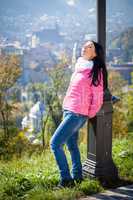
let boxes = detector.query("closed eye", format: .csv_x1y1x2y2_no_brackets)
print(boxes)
84,45,93,49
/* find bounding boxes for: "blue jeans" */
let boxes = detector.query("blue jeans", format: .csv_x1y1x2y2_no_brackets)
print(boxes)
50,109,88,181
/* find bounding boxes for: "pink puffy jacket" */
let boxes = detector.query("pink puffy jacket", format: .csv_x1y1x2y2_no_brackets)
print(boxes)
62,57,103,118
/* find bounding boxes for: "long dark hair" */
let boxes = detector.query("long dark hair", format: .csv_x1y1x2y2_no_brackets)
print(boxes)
88,41,108,90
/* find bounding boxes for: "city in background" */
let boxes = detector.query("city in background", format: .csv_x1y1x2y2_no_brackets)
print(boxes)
0,0,133,141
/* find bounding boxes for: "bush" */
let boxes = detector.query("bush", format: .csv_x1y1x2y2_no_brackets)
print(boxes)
0,129,35,160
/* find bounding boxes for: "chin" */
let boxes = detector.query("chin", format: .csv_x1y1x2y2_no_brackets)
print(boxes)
81,53,86,57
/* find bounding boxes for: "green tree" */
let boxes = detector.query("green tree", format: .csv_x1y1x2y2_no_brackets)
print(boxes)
108,70,128,138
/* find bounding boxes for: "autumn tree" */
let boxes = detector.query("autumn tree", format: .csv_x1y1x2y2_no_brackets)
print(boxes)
0,55,22,139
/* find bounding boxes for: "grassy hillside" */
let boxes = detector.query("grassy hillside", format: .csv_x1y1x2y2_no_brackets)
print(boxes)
0,133,133,200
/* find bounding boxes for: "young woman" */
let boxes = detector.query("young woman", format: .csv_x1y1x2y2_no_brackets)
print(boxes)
50,40,108,188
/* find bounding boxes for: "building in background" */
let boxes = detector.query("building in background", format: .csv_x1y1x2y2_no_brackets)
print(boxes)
31,35,40,48
21,101,45,143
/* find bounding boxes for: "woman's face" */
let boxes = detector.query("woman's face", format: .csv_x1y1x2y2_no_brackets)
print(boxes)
81,41,97,60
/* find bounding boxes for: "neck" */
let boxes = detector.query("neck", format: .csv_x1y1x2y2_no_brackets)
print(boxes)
82,55,94,61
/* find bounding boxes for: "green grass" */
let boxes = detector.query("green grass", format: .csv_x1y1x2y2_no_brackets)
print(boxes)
0,143,103,200
0,134,133,200
112,132,133,182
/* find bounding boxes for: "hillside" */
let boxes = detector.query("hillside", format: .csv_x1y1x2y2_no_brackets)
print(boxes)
111,27,133,62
